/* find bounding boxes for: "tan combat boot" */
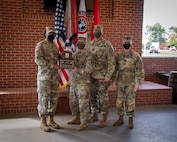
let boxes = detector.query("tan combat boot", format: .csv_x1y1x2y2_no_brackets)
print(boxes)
88,113,98,123
98,115,107,128
127,117,134,129
40,117,50,132
66,115,81,125
112,115,124,126
48,115,60,129
77,119,88,131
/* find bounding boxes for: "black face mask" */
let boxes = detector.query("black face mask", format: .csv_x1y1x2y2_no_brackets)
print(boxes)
94,31,102,38
123,44,131,49
47,35,55,41
77,44,85,49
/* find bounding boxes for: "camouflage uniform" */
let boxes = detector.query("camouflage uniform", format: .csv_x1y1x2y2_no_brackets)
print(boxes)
67,37,93,131
35,29,59,117
88,26,116,117
69,48,93,121
115,48,145,117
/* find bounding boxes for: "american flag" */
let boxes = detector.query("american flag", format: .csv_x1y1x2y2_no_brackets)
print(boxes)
55,0,70,90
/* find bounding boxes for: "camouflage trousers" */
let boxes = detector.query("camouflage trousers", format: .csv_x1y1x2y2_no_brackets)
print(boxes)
37,80,59,117
69,83,90,120
115,82,136,117
90,79,110,116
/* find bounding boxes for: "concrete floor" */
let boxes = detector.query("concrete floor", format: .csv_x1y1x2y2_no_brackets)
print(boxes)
0,105,177,142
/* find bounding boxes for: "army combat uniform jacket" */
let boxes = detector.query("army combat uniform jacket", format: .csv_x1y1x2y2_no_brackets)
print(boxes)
115,49,145,84
88,37,116,79
71,49,93,84
35,39,59,83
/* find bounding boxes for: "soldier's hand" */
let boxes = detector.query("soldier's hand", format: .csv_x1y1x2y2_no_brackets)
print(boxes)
103,77,111,82
112,81,116,87
68,67,77,72
54,65,60,69
134,83,140,92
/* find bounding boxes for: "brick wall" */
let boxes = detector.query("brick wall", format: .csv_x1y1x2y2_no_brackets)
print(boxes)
1,0,176,89
0,88,38,114
143,57,177,85
0,82,172,115
0,0,144,88
1,0,176,116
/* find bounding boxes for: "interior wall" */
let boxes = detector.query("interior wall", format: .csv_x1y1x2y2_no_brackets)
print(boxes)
0,0,144,88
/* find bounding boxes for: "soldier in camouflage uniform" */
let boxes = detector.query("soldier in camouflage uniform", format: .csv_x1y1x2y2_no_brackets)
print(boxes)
34,26,60,132
113,37,145,129
87,25,116,128
66,37,93,131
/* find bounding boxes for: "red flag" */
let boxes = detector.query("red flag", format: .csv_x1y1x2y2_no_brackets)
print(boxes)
91,0,100,40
